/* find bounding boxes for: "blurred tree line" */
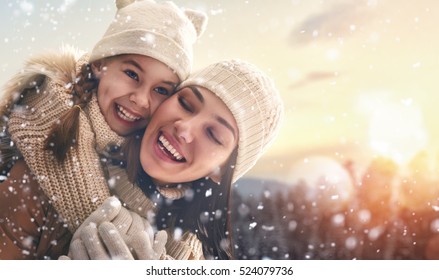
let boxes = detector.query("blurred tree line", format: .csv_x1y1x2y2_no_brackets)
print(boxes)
231,154,439,260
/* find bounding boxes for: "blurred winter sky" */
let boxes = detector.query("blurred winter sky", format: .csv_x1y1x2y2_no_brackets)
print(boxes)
1,0,438,185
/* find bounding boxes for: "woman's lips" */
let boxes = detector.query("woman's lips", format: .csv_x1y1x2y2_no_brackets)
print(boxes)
155,132,186,163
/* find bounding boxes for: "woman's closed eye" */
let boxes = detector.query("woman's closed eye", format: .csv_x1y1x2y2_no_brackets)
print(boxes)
207,128,222,146
124,69,139,81
178,96,193,112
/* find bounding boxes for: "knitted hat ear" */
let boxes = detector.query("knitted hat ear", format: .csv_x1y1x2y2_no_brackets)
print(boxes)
116,0,136,10
184,9,208,38
90,0,208,80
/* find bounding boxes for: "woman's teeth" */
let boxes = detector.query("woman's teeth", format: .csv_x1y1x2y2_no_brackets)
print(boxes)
159,135,184,161
116,105,141,122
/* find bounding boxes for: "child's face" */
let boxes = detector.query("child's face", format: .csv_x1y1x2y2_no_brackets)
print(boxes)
140,86,238,185
94,54,179,136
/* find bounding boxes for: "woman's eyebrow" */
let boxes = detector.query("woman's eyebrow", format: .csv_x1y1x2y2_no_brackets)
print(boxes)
187,86,236,140
188,86,204,103
216,116,237,141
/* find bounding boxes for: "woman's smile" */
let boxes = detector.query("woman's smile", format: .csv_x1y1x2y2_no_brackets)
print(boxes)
140,86,238,185
155,131,186,163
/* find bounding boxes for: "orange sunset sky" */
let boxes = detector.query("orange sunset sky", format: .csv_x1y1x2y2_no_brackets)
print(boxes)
1,0,438,184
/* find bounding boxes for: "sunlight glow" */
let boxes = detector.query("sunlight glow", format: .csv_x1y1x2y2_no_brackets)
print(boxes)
358,92,428,165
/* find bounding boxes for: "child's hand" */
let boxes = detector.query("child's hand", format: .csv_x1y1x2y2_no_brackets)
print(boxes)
63,196,168,260
70,196,122,242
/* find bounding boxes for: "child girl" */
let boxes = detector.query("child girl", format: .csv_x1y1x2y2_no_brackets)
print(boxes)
0,0,206,259
67,59,284,260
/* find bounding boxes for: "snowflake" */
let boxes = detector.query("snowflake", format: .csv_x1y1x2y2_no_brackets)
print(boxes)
249,222,257,230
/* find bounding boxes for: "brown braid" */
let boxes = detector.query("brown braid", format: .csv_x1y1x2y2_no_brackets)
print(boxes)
44,63,98,161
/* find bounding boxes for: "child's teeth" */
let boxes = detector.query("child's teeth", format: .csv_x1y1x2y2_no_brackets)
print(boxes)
117,105,140,122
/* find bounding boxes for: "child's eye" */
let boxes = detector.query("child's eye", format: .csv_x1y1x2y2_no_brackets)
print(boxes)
207,128,222,146
154,87,171,96
178,96,193,112
124,70,139,81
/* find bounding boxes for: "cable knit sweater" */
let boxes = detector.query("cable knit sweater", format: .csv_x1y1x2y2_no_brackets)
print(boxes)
0,47,203,259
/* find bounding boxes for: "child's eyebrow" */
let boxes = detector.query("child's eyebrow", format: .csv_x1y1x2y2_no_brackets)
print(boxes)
164,81,177,88
123,59,144,72
124,59,177,86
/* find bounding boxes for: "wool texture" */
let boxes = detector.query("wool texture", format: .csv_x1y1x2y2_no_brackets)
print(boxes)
6,49,124,232
89,0,208,80
181,60,284,182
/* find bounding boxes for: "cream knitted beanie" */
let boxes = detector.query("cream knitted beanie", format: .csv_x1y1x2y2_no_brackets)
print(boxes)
89,0,207,80
180,60,284,183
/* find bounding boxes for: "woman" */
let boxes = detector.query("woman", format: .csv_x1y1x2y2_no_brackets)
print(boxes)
68,59,284,260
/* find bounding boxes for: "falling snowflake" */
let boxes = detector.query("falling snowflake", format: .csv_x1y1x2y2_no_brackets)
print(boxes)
20,1,34,14
107,177,116,188
200,211,209,224
140,33,155,45
345,236,357,250
173,227,183,241
249,222,257,230
430,219,439,233
205,188,212,197
262,225,274,231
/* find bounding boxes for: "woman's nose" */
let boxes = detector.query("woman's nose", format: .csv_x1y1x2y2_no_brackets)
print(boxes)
175,119,194,143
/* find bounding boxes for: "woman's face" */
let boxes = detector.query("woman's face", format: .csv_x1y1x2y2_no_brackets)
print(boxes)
140,86,239,185
93,54,179,136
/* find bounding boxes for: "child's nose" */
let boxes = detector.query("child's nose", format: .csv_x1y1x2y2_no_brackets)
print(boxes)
130,90,150,109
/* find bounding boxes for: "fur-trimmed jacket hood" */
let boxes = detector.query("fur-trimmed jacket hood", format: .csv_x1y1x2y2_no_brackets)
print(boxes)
0,45,85,117
0,45,122,232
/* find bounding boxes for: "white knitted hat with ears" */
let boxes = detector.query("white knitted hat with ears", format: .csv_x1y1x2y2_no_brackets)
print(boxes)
89,0,207,80
180,60,284,183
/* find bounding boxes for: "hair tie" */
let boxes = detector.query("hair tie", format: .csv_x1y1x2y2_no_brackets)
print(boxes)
73,104,84,114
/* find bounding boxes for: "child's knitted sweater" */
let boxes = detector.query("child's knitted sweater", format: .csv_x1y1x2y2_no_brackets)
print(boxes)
3,47,122,232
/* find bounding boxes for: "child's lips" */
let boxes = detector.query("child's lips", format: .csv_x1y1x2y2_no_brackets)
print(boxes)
115,104,142,122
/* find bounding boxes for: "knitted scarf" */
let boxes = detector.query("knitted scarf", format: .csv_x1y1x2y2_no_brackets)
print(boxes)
6,49,123,231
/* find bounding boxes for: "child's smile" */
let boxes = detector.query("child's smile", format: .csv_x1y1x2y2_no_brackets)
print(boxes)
94,54,179,136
